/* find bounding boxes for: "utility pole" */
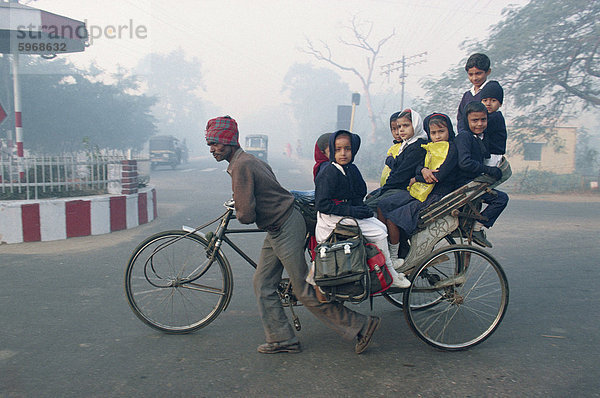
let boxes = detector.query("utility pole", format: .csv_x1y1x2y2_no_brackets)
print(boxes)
381,51,427,110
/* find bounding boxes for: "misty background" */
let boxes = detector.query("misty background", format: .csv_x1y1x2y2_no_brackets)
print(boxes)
1,0,599,182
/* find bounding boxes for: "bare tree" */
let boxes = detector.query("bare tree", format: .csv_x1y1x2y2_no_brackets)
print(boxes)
301,16,394,141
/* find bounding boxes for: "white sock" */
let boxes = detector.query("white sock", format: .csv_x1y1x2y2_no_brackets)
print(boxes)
473,222,484,231
388,242,400,258
374,238,405,277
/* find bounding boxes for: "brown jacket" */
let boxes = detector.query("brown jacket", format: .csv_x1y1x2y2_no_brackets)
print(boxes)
227,148,294,231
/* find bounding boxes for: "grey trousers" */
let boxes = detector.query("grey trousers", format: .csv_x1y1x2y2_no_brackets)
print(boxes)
253,208,368,343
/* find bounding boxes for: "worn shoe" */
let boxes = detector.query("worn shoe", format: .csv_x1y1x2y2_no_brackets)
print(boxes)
314,285,329,303
472,230,493,248
355,316,381,354
257,337,302,354
391,272,411,289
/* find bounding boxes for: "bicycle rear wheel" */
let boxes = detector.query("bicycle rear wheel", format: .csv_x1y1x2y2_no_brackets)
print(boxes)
125,230,233,334
403,245,508,350
383,235,456,309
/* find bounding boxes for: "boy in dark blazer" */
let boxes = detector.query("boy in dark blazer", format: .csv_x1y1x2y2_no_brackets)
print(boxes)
457,53,492,135
454,102,508,248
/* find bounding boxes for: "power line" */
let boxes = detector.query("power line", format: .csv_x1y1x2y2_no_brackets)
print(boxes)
381,51,427,109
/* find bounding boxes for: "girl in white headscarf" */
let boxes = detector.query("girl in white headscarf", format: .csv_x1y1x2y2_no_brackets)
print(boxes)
385,108,428,187
365,109,428,210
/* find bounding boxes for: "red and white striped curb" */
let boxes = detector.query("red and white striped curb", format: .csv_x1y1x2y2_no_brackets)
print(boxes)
0,186,157,244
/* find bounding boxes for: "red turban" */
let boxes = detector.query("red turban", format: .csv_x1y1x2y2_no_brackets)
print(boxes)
205,116,239,146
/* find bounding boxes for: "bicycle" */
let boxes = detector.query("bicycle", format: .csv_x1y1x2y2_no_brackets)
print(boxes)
124,199,304,334
125,179,509,351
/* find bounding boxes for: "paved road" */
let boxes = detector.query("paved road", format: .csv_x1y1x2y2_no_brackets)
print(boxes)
1,156,599,397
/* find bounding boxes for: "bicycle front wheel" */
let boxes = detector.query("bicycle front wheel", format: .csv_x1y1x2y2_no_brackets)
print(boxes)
403,245,508,351
125,230,233,334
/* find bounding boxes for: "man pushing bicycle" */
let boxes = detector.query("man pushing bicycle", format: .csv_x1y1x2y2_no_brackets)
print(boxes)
205,115,380,354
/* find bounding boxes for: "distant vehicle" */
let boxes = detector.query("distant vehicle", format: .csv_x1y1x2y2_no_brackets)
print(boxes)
244,134,268,163
180,139,189,164
149,135,182,170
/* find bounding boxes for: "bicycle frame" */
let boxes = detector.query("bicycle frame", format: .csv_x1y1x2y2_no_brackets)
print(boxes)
168,211,258,286
183,202,302,328
209,207,264,269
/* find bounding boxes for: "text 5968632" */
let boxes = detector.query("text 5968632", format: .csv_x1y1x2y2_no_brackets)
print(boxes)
17,42,67,52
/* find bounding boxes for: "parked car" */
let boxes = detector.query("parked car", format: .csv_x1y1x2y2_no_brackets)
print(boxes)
244,134,268,163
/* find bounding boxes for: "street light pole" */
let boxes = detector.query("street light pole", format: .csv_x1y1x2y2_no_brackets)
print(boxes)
11,52,24,180
349,93,360,132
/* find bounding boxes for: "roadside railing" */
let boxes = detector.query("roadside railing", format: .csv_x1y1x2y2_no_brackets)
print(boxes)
0,153,150,200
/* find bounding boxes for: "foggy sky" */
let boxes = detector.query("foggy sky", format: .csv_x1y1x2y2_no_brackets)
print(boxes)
32,0,530,119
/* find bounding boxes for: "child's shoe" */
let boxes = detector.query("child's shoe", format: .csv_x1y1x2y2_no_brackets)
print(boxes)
472,230,492,248
392,257,405,271
391,272,411,288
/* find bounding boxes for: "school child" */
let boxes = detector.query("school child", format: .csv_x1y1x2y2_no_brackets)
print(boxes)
379,111,402,186
365,109,427,211
457,53,492,135
313,133,332,180
454,101,509,248
315,130,411,287
377,113,458,263
479,80,507,167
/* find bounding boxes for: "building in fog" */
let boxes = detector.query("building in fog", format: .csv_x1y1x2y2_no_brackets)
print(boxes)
506,126,577,175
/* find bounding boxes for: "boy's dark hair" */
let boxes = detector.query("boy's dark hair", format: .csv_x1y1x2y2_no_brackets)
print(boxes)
398,109,412,122
465,53,491,72
464,101,488,117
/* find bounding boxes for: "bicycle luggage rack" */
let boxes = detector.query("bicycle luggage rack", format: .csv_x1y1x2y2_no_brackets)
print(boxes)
417,179,492,228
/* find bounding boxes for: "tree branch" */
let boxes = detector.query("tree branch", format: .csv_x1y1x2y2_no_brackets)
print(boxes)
585,37,600,78
301,16,395,140
553,78,600,106
301,38,366,85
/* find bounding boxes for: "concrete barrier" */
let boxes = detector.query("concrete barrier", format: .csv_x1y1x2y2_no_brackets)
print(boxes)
0,186,157,244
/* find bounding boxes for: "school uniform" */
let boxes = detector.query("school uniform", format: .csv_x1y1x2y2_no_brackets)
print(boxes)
315,131,394,269
479,81,507,166
315,132,376,240
381,139,427,191
456,80,489,135
365,109,427,211
378,113,459,236
454,129,508,228
483,111,507,155
379,141,402,187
